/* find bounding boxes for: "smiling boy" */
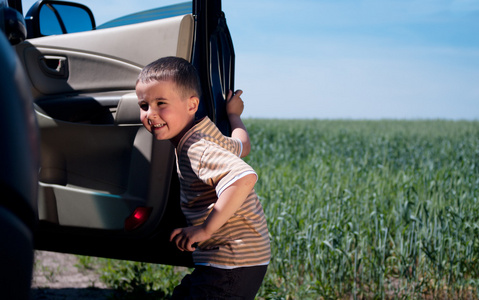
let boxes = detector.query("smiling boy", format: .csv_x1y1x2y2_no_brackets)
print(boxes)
136,57,270,299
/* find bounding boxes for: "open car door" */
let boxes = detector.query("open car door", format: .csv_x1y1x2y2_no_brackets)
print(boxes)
15,0,235,266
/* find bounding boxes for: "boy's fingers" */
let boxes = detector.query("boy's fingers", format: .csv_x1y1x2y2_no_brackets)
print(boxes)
227,89,243,102
169,228,182,242
169,227,200,252
175,234,187,251
177,236,185,251
234,89,243,97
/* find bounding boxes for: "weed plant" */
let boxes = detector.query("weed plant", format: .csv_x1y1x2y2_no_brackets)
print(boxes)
76,255,190,299
78,119,479,299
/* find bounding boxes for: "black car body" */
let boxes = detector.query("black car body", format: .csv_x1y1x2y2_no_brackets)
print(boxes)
0,1,39,299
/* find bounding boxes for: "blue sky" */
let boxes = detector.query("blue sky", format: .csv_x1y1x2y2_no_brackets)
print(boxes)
22,0,479,120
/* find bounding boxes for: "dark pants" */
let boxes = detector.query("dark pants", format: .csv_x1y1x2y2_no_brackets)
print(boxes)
171,265,268,300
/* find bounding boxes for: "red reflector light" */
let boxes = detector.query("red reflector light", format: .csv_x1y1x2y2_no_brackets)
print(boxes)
125,207,152,231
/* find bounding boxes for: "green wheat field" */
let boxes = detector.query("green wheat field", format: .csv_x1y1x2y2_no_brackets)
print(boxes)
77,119,479,299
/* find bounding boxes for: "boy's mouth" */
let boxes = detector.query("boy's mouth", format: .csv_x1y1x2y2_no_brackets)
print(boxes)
152,123,166,129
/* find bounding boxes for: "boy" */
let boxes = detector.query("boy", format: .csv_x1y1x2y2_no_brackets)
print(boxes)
136,56,270,299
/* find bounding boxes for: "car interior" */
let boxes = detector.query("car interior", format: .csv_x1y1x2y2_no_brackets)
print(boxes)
15,13,194,231
13,0,203,266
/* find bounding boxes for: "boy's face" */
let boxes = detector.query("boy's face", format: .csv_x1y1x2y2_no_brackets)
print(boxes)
136,80,198,145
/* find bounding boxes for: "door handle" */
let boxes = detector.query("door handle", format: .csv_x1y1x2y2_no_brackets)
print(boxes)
39,55,68,78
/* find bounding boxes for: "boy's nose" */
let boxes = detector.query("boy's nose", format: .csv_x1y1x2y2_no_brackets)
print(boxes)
146,108,157,118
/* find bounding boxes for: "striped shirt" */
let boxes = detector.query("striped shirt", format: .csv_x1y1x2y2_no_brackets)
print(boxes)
175,117,271,268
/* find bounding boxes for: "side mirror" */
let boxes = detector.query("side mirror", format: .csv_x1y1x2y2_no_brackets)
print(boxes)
25,0,95,39
0,6,27,45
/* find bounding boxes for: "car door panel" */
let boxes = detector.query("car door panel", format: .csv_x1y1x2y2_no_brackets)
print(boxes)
16,14,194,97
23,47,142,95
35,112,143,229
33,90,181,224
14,11,195,264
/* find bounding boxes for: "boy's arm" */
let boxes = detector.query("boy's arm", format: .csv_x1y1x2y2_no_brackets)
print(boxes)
226,90,251,158
170,173,256,252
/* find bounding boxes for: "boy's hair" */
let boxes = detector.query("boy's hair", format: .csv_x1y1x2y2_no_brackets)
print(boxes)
137,56,201,99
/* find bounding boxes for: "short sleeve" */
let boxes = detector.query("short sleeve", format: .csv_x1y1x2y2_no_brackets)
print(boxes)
197,142,256,197
224,137,243,157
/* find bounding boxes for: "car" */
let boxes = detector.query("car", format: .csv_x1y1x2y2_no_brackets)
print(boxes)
11,0,236,268
0,1,39,299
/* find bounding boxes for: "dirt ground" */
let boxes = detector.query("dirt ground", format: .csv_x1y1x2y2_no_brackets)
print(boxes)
31,251,115,300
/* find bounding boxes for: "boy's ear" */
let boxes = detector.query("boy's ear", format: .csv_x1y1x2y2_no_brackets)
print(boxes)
188,96,199,115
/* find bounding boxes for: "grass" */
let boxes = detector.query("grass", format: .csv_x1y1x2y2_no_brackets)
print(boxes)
245,119,479,299
80,119,479,299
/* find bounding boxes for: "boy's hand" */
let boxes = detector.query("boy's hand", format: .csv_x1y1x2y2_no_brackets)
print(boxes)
225,89,251,157
226,90,244,117
170,174,257,252
169,225,212,252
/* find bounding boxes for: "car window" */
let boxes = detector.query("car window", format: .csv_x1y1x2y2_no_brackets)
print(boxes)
39,3,94,35
23,0,192,37
97,1,191,30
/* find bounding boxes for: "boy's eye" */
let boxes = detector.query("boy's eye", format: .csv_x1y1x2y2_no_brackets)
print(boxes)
139,103,148,111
